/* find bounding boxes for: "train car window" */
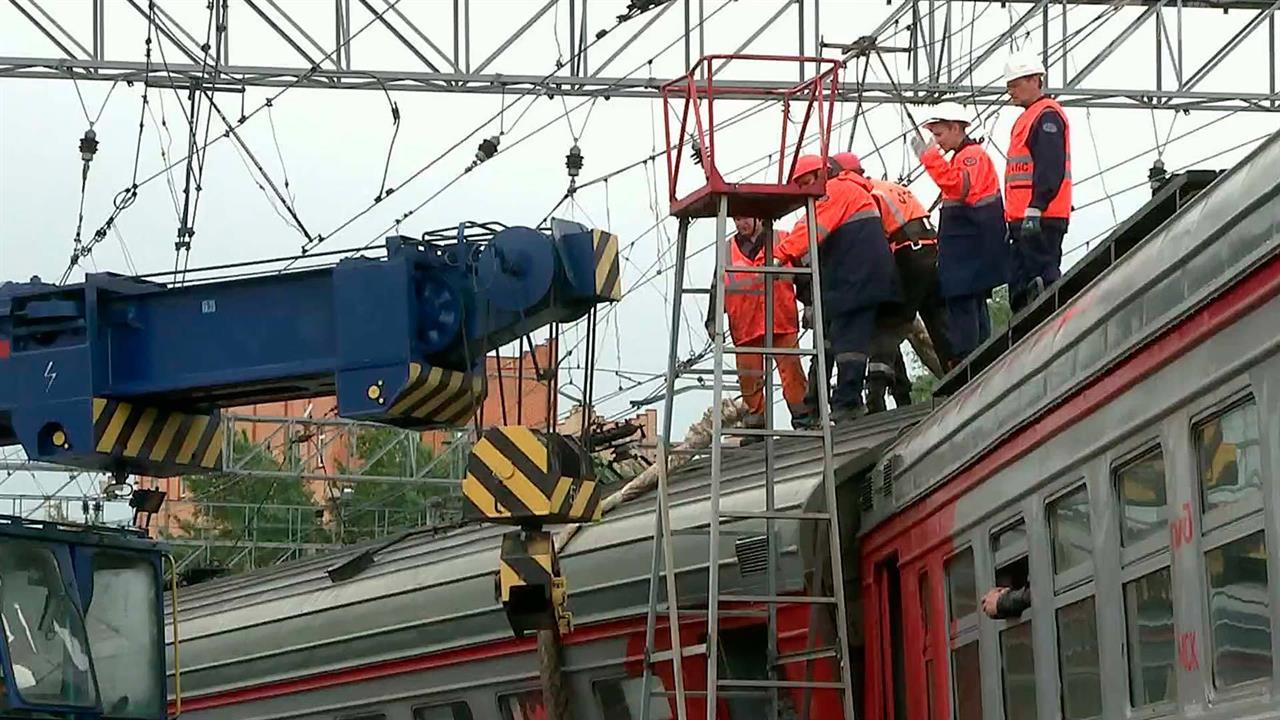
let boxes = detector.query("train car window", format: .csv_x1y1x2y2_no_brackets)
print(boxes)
993,522,1027,561
1115,447,1167,548
951,641,982,720
498,689,545,720
1123,567,1176,707
593,676,672,720
717,624,775,718
999,622,1037,720
946,549,978,620
1205,530,1272,688
1055,596,1102,718
1048,485,1092,576
993,522,1030,596
413,702,474,720
1194,397,1262,519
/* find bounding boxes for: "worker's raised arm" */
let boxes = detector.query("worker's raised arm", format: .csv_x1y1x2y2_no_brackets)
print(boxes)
774,185,853,264
919,144,970,199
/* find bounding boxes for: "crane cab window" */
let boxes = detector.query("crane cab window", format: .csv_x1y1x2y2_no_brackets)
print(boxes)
992,520,1036,720
413,702,474,720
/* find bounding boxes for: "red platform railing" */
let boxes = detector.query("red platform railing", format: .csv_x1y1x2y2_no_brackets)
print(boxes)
661,54,842,220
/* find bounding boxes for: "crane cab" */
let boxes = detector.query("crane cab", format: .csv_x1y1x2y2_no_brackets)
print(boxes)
0,515,168,719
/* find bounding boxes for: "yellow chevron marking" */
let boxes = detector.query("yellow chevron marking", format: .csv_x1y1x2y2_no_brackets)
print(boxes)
533,551,553,574
498,561,520,602
436,390,479,424
504,427,550,474
549,476,574,514
570,480,596,519
474,440,547,515
389,366,443,415
200,420,224,468
595,232,619,296
96,402,132,453
175,415,209,464
124,407,159,457
412,370,464,418
463,474,509,518
92,398,108,422
407,362,422,384
149,414,184,462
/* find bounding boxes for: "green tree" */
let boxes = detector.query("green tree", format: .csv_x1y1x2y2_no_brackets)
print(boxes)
177,430,324,566
330,427,458,543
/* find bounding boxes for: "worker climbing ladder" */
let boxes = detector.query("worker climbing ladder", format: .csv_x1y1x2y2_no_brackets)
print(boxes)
639,56,857,720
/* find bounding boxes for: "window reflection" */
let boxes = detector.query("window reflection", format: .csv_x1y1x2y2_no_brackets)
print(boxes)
0,540,96,708
1049,486,1092,574
1123,568,1176,707
947,550,977,620
1196,399,1262,515
952,641,982,720
1056,597,1102,719
1117,449,1167,547
1001,623,1037,720
1206,531,1272,688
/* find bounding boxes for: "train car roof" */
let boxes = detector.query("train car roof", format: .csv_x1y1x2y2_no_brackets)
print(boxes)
858,127,1280,531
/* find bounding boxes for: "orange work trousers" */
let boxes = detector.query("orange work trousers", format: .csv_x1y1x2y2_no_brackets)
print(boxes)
736,332,808,417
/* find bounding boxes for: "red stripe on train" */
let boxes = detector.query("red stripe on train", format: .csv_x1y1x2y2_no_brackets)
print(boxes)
174,615,649,712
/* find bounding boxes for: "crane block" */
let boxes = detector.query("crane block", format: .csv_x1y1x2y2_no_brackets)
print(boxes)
462,426,603,526
495,528,573,637
0,220,621,477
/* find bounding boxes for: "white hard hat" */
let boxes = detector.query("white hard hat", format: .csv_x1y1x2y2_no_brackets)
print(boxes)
1003,52,1046,83
920,102,972,126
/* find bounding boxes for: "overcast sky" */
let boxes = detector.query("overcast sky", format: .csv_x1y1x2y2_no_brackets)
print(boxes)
2,0,1278,508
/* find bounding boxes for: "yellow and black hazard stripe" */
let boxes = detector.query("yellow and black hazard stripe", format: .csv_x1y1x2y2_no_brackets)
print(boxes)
497,529,555,603
592,229,622,301
462,426,603,525
92,399,223,471
386,362,485,426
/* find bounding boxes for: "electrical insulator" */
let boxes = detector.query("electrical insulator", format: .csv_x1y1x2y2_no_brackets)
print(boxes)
690,137,705,167
79,128,99,183
1148,158,1167,194
475,135,500,165
79,128,98,163
566,144,584,179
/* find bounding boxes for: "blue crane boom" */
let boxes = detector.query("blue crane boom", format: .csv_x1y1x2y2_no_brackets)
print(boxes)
0,221,621,481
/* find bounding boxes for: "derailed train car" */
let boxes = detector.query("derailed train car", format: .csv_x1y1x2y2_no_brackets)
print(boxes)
166,410,919,720
170,127,1280,720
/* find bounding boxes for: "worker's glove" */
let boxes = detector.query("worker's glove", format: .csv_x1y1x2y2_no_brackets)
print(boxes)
1021,207,1043,240
908,133,928,159
801,306,813,329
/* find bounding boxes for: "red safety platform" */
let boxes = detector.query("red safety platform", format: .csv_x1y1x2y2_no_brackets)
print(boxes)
661,54,842,220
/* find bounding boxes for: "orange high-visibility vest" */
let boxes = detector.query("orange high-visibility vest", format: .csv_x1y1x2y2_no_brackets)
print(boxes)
867,178,932,238
1004,96,1072,221
723,232,798,345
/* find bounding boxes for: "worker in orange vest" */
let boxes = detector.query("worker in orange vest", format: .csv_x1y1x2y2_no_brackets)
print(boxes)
706,217,813,431
776,155,900,422
913,102,1009,365
830,152,951,412
1004,52,1071,312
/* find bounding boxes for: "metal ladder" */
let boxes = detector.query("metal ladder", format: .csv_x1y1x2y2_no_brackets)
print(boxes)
639,193,858,720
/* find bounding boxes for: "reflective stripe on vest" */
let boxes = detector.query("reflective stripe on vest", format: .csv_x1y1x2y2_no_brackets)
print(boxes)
1005,97,1072,220
942,192,1001,208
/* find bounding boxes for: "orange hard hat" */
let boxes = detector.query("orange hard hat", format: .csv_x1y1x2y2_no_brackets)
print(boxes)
791,154,826,181
832,152,863,174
